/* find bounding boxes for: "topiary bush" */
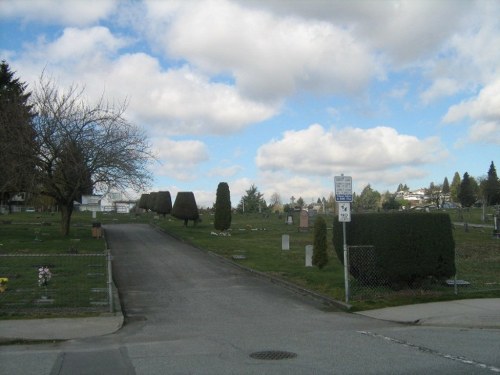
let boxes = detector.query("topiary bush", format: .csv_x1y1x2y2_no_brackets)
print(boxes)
155,191,172,217
333,212,455,287
172,192,199,226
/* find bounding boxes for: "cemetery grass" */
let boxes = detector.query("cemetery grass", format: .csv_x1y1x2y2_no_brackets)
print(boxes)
0,211,122,319
156,211,500,312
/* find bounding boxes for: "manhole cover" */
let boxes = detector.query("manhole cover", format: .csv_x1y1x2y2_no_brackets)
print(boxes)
250,350,297,360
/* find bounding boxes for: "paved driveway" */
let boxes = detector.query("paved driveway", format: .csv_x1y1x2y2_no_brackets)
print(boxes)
1,223,499,374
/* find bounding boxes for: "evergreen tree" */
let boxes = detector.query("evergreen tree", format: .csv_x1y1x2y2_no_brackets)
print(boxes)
237,184,266,213
450,172,461,203
482,161,500,206
354,184,381,210
214,182,231,231
312,216,328,269
442,177,450,195
0,61,36,208
458,172,476,207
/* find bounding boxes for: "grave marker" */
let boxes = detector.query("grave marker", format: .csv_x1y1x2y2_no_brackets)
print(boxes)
282,234,290,251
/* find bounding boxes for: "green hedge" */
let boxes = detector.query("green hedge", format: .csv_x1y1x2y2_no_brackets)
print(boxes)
333,212,456,287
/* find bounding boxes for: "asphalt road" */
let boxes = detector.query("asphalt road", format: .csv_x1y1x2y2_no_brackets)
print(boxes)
1,223,499,374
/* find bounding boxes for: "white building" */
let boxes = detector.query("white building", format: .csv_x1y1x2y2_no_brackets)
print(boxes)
77,191,137,213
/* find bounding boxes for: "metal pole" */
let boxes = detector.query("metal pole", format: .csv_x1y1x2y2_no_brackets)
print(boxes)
343,221,349,303
107,250,113,313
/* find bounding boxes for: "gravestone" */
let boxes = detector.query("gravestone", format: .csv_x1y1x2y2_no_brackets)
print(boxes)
287,215,293,225
282,234,290,251
299,210,308,231
92,211,97,219
305,245,313,267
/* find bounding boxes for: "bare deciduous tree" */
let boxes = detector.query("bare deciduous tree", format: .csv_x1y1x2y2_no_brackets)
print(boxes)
32,76,152,235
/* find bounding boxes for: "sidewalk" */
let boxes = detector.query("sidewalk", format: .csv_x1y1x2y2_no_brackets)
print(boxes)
1,299,498,343
356,298,500,329
0,313,123,342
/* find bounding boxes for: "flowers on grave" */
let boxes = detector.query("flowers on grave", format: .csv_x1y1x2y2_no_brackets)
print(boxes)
0,277,8,293
38,266,52,287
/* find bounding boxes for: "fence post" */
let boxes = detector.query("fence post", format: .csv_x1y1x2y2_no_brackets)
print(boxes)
107,250,113,313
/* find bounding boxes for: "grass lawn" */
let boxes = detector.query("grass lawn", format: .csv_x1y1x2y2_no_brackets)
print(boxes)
0,210,133,318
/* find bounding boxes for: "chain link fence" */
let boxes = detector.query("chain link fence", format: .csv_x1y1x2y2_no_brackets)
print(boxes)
0,253,113,315
347,244,500,302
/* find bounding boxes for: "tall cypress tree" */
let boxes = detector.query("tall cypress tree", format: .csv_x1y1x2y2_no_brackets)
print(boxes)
214,182,231,231
450,172,461,203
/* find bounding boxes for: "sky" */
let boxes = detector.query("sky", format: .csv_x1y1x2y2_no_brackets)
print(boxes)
1,0,499,208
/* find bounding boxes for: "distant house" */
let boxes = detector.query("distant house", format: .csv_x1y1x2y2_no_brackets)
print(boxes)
76,191,137,213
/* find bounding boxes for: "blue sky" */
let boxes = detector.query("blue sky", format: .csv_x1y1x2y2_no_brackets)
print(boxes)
1,0,499,207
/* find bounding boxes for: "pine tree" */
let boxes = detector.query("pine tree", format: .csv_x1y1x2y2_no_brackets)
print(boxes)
458,172,476,207
237,184,266,213
312,216,328,269
214,182,231,231
483,161,500,206
0,61,36,207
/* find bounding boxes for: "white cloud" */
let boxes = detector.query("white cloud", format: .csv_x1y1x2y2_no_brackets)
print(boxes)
0,0,117,26
145,0,381,101
152,138,209,181
256,124,447,183
237,0,472,65
420,78,461,104
11,28,278,136
443,78,500,145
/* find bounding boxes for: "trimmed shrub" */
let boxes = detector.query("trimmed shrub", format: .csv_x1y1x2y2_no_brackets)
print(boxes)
138,193,149,210
148,192,159,212
172,192,199,226
333,212,455,287
312,216,328,269
156,191,172,217
214,182,232,231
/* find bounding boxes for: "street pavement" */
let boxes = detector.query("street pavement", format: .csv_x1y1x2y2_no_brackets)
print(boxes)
0,223,499,374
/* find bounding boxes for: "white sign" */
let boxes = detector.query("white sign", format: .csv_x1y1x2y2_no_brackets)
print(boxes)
338,202,351,222
335,175,353,202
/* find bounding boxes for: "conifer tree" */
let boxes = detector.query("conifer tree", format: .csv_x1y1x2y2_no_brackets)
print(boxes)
312,216,328,269
450,172,461,203
0,61,36,208
458,172,476,207
214,182,231,231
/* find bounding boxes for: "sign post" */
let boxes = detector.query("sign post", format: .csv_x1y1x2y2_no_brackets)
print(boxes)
335,175,352,303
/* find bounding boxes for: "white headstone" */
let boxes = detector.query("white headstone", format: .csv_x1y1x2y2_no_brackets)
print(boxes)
92,211,97,219
282,234,290,251
305,245,313,267
287,215,293,225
